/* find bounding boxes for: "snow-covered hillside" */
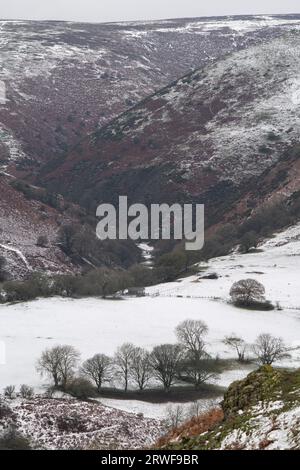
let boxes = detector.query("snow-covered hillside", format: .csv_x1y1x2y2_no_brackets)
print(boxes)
0,396,163,450
147,222,300,309
2,15,285,168
0,224,299,411
220,400,300,450
162,366,300,450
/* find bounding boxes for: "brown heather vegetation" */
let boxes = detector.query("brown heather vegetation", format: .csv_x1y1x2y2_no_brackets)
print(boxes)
156,408,224,448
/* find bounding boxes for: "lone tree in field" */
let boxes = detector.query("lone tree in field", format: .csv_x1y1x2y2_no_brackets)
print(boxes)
37,345,80,390
130,347,152,391
176,320,217,388
150,344,183,392
81,354,111,392
230,279,266,307
114,343,135,392
223,335,247,362
252,334,288,365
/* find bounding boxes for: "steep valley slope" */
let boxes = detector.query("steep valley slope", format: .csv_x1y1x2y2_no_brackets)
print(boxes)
37,31,300,232
1,15,300,276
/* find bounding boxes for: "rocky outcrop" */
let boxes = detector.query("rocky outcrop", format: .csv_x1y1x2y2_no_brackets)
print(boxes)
161,367,300,450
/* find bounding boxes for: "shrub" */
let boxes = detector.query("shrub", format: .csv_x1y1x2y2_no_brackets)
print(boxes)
20,385,34,399
36,235,49,248
0,403,14,420
0,427,32,450
56,413,87,433
65,377,97,399
4,385,16,399
239,231,259,253
0,256,9,282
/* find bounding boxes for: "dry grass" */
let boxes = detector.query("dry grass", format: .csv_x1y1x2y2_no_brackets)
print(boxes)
156,407,224,448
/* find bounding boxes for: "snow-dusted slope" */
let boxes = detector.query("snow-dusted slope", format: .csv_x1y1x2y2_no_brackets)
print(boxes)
42,30,300,229
0,175,78,278
162,366,300,450
220,401,300,450
0,396,163,450
0,224,299,394
147,222,300,309
1,15,286,168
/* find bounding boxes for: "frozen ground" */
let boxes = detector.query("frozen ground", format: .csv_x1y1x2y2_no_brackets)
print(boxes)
0,224,300,418
147,223,300,309
0,396,163,450
98,397,221,420
220,401,300,450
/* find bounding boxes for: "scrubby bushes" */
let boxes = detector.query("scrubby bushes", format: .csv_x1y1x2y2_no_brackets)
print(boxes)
0,267,135,303
56,413,87,433
65,378,97,399
0,256,9,282
10,179,61,210
36,235,49,248
19,385,34,399
57,224,141,269
4,385,16,400
0,427,32,450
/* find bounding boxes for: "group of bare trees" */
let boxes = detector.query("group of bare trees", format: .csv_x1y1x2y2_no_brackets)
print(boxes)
224,333,288,365
37,319,218,393
36,319,289,397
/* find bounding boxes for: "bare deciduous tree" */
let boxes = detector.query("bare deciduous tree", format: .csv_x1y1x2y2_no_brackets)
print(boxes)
165,404,185,430
114,343,135,392
81,354,111,392
178,355,218,389
176,319,215,388
130,347,152,391
58,345,80,390
223,335,247,362
37,345,80,390
230,279,266,306
150,344,183,392
176,319,208,356
252,334,288,365
37,346,64,388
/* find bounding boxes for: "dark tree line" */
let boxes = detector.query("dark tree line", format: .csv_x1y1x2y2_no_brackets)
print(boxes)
36,320,220,394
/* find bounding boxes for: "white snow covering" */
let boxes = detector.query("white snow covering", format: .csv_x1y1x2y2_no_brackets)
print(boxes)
98,397,220,421
0,396,163,450
121,16,300,35
148,222,300,310
0,223,300,421
220,401,300,450
0,243,31,270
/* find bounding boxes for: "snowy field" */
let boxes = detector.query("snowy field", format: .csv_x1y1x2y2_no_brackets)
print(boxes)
0,224,300,418
147,223,300,309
